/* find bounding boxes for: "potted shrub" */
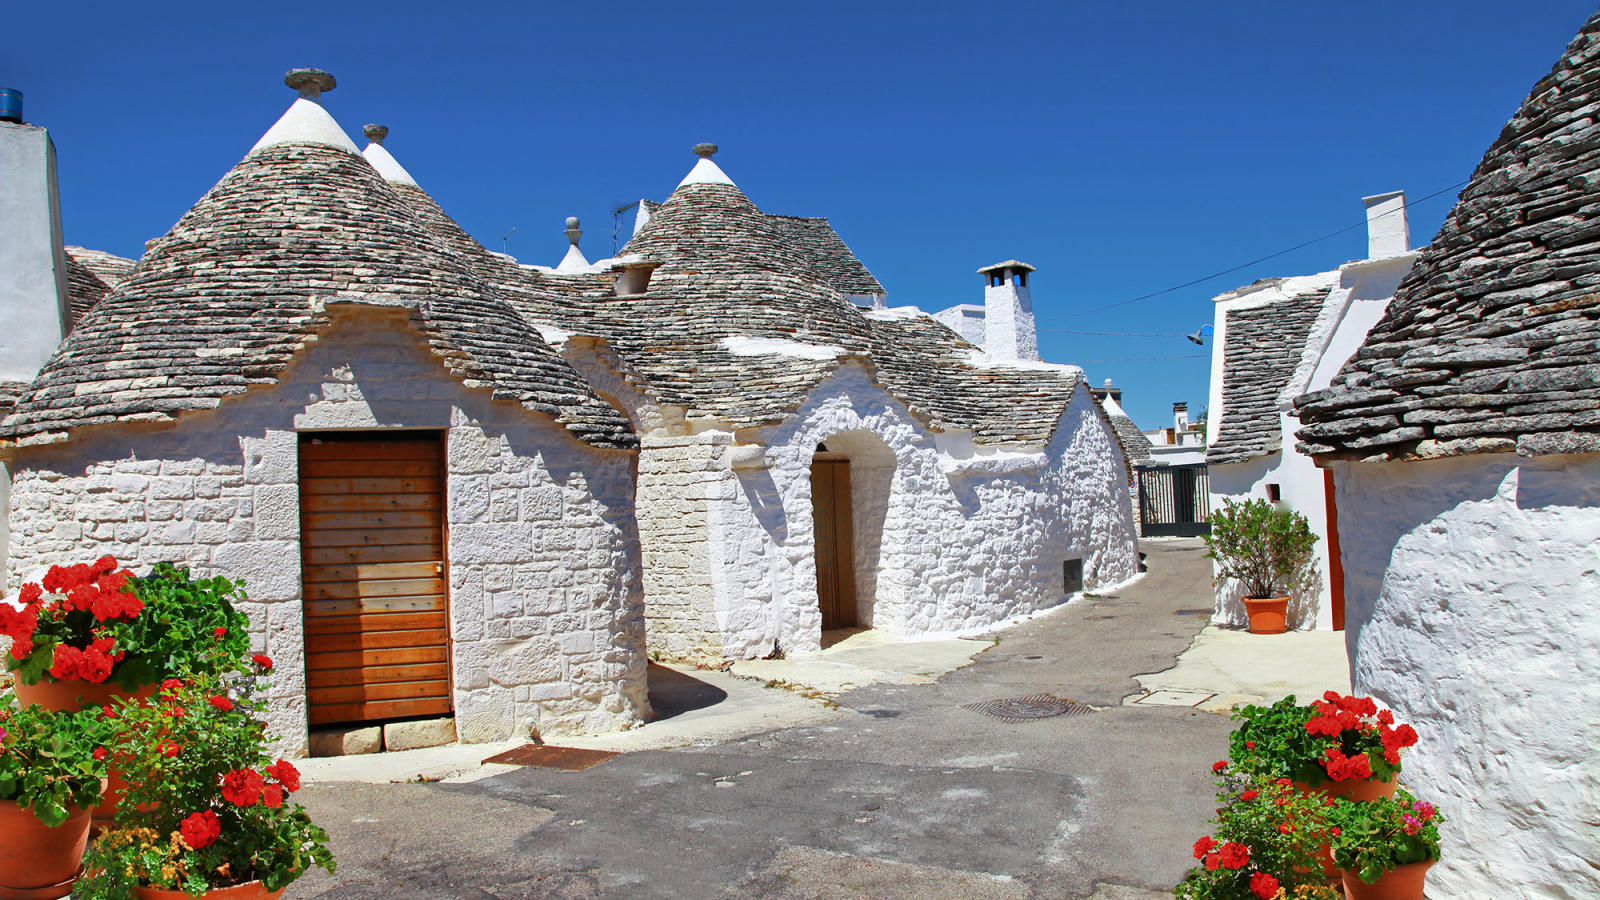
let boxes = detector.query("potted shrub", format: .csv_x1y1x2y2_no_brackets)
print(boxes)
1202,498,1317,633
0,700,109,899
1328,789,1443,900
1229,693,1418,800
1174,767,1338,899
1,559,253,708
77,661,334,900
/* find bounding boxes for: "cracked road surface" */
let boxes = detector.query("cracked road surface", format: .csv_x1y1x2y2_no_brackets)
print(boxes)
293,539,1227,899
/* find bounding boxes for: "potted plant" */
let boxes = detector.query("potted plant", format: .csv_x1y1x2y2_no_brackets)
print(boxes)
1229,693,1418,801
1202,498,1317,633
77,660,334,900
1,559,252,707
1174,767,1338,899
1328,789,1443,900
0,700,108,899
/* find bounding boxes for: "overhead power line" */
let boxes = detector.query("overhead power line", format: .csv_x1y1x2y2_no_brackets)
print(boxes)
1073,354,1208,363
1036,328,1192,337
1065,180,1468,316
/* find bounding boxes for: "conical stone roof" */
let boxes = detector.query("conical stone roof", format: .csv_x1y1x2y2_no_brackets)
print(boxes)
381,141,1086,446
0,97,635,450
1295,12,1600,461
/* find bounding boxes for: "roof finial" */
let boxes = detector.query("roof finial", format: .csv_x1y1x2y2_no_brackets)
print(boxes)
284,68,336,103
565,217,582,247
693,142,718,159
363,124,388,145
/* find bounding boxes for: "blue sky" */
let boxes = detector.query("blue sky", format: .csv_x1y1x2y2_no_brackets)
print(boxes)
5,1,1594,429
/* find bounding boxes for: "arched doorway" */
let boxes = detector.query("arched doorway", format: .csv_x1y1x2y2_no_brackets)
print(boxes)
810,451,857,629
810,431,895,633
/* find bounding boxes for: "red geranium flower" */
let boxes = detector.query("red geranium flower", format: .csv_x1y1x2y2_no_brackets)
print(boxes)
213,627,227,639
1249,872,1280,899
252,654,274,671
1217,842,1250,870
92,747,108,760
1239,790,1258,802
160,678,184,694
179,810,221,850
220,769,264,807
267,759,301,793
208,696,234,712
1192,835,1217,860
1203,852,1220,871
159,740,181,758
1212,760,1228,773
262,784,285,808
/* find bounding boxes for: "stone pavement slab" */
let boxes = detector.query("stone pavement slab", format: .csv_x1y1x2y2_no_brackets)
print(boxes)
1130,625,1350,712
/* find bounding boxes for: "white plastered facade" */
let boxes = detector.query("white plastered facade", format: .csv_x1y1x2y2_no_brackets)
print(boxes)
1206,254,1415,630
573,351,1140,660
4,307,649,755
1332,450,1600,899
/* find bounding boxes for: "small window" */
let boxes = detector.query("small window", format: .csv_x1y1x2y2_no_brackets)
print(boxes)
614,265,656,297
1265,484,1281,502
989,274,1004,287
1063,558,1083,594
1013,272,1027,287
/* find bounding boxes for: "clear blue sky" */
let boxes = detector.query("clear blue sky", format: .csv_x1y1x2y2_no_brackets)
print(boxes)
6,1,1594,429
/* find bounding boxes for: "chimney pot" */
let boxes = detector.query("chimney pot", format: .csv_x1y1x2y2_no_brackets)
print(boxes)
363,123,388,144
1361,190,1410,259
284,68,337,102
693,142,718,158
0,88,21,124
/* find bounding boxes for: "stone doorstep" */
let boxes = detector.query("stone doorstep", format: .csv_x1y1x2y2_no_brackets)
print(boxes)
308,717,457,756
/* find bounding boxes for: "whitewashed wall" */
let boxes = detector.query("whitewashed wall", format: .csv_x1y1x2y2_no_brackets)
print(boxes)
706,364,1138,657
1206,255,1415,630
6,308,648,754
1207,418,1331,630
1334,451,1600,899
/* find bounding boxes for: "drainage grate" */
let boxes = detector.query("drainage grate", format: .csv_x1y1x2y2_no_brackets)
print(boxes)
481,745,619,770
960,694,1094,722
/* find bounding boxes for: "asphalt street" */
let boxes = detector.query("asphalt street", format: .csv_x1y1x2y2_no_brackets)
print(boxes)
292,538,1230,899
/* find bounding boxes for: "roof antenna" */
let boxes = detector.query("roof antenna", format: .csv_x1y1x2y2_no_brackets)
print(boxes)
502,226,517,255
611,201,639,254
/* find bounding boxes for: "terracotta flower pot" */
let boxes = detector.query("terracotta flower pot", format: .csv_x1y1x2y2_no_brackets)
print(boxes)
10,674,156,713
1242,596,1289,634
1341,859,1434,900
1292,775,1398,882
11,676,158,832
133,881,286,900
0,799,91,900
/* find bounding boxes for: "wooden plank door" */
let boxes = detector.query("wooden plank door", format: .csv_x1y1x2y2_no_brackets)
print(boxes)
811,458,857,629
299,433,452,726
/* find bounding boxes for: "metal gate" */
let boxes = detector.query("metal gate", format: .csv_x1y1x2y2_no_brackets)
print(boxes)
1135,463,1210,537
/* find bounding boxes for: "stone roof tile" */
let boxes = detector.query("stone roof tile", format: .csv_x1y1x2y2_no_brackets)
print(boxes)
61,246,136,324
1294,12,1600,460
1,139,635,450
1208,287,1328,465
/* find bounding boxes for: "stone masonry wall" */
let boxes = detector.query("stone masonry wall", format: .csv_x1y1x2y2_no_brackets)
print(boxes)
1335,451,1600,898
706,364,1138,658
635,435,728,659
6,309,647,754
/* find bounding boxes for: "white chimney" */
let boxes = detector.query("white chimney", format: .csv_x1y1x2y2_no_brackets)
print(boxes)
977,260,1039,361
1173,401,1189,434
1362,191,1410,259
0,90,72,386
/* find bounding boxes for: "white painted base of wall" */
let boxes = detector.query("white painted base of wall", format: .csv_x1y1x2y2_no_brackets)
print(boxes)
1336,451,1600,899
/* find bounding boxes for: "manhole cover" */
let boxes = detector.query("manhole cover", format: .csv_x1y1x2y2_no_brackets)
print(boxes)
960,694,1093,722
481,745,619,770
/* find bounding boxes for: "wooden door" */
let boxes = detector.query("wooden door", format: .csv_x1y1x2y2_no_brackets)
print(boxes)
811,458,857,629
299,433,452,726
1324,469,1345,631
